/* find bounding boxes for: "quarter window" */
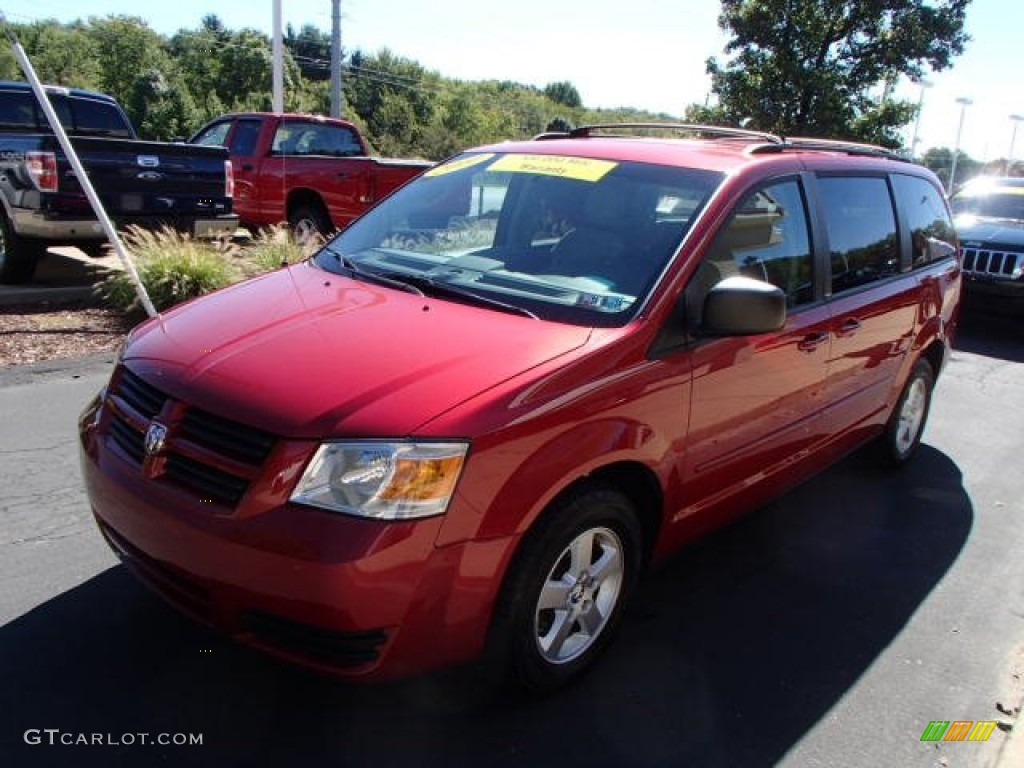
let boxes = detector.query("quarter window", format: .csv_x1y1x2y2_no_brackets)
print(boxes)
818,176,899,293
892,174,957,268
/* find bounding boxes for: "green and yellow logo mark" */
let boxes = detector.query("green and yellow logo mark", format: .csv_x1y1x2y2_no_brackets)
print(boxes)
920,720,997,742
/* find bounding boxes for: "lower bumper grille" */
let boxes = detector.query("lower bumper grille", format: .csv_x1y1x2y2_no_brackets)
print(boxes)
241,610,388,668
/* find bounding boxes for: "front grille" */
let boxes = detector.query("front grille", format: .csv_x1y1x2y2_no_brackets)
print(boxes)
109,414,145,462
962,247,1023,278
241,610,388,668
119,368,168,418
165,453,250,507
181,408,275,464
104,366,277,509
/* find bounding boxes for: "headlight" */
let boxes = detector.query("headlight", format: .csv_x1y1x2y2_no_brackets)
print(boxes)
290,441,469,520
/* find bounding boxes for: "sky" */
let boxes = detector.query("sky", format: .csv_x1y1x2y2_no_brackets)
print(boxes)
0,0,1021,161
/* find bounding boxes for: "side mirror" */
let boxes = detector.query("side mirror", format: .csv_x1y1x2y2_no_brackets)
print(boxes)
702,276,787,335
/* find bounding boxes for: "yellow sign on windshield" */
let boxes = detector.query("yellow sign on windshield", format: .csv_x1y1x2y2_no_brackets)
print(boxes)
424,153,495,178
487,154,618,182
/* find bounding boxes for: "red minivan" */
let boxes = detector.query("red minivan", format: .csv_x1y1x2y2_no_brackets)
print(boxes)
79,125,961,690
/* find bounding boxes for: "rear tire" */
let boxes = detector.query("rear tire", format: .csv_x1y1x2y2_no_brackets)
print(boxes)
881,358,934,466
0,214,44,284
487,484,642,692
288,204,332,245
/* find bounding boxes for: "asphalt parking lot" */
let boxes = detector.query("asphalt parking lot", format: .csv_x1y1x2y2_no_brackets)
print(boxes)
0,293,1022,768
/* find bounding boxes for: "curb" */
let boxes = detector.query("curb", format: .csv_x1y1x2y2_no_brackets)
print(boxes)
0,284,98,307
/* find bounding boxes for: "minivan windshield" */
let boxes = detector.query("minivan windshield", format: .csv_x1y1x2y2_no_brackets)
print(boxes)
313,151,723,326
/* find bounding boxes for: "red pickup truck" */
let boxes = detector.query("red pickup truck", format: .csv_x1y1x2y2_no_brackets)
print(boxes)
190,112,431,240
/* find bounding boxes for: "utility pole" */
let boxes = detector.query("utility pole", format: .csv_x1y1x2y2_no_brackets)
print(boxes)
331,0,343,118
272,0,284,112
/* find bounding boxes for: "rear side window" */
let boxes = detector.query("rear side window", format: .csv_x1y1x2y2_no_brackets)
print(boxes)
229,119,262,156
818,176,899,294
892,174,956,268
0,92,37,128
68,97,133,138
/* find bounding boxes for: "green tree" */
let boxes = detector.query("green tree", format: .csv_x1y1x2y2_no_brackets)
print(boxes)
85,16,168,107
345,49,437,155
703,0,970,147
127,67,199,140
9,20,100,88
921,146,981,189
544,81,582,109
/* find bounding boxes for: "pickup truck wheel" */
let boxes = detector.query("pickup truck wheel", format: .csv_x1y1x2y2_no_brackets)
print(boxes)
0,214,43,284
487,485,642,692
882,359,934,466
288,205,332,244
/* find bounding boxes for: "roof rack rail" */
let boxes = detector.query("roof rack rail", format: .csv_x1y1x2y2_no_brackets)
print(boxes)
533,122,783,143
751,136,907,161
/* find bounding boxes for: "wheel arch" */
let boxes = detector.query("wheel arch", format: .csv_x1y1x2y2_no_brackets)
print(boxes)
285,189,331,224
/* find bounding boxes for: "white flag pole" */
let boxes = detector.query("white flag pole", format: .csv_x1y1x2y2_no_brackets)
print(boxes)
0,13,158,318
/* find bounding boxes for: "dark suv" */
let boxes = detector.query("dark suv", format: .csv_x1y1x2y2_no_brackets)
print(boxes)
950,176,1024,311
80,124,962,690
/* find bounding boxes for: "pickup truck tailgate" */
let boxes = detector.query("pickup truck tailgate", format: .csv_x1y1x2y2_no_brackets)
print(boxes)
60,136,232,218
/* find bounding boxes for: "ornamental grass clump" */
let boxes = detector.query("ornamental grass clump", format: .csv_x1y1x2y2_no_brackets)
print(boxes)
99,226,239,315
240,224,317,276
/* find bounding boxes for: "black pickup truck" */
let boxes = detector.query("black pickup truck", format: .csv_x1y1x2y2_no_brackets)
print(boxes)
0,81,238,283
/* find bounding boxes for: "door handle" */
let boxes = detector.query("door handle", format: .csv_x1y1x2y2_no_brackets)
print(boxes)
241,164,254,171
836,318,861,337
337,172,348,179
797,332,829,353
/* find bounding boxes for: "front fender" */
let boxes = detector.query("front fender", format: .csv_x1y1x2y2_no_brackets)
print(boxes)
437,416,666,548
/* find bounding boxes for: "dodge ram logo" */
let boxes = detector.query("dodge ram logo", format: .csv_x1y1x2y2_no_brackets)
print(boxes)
144,422,167,456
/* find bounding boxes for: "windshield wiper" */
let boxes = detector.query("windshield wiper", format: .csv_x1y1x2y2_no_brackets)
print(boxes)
374,271,539,319
320,245,424,296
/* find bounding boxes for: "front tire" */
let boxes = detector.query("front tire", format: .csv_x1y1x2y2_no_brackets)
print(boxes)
488,484,642,692
881,358,934,465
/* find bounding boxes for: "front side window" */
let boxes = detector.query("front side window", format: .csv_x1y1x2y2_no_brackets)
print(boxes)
693,180,815,314
892,174,957,268
818,176,899,294
313,152,723,326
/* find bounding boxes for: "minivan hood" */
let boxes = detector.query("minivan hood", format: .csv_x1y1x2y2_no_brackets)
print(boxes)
124,263,592,437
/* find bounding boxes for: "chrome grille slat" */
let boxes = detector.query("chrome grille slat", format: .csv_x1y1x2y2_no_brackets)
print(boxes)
961,247,1023,279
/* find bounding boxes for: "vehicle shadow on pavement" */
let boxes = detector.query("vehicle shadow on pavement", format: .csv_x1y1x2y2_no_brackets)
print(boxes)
955,303,1024,364
0,446,971,768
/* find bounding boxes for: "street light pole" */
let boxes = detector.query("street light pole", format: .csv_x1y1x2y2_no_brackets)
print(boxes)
1008,114,1024,176
910,78,932,159
948,97,973,195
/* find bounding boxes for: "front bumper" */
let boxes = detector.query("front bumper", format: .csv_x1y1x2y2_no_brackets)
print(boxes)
78,400,510,680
